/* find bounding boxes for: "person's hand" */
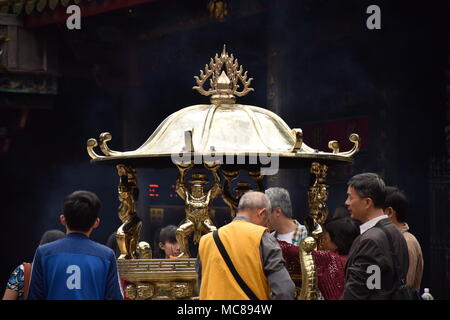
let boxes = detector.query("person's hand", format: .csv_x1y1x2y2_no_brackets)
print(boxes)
222,170,239,180
204,161,221,171
248,170,263,180
176,161,194,171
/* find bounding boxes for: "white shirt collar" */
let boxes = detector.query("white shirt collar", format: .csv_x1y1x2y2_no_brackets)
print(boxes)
359,215,389,234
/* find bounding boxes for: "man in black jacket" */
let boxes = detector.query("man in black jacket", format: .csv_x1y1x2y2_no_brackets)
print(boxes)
341,173,409,300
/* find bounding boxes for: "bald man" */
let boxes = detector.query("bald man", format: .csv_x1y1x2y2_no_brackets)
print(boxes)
196,191,295,300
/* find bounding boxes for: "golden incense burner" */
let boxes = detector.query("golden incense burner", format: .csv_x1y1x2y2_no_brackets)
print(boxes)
87,46,360,300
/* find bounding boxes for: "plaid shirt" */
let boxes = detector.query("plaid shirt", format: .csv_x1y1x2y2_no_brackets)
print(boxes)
272,220,308,246
6,264,25,299
291,220,308,246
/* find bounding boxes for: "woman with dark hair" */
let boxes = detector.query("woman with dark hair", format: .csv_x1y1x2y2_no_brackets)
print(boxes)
106,231,121,258
154,225,181,259
312,217,360,300
3,229,65,300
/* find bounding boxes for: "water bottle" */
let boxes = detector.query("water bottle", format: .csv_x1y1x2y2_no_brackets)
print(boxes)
421,288,434,300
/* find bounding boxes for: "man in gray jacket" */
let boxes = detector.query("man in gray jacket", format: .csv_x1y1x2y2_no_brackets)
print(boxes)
196,191,295,300
342,173,409,300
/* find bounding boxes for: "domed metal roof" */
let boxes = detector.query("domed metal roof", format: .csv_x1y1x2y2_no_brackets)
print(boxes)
87,46,360,169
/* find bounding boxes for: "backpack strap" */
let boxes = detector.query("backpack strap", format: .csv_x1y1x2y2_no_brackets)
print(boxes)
212,230,259,300
375,225,407,286
22,262,31,300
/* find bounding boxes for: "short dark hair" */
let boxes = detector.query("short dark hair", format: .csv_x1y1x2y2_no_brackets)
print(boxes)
384,186,408,223
323,217,360,255
159,225,178,244
39,229,65,245
347,173,386,208
63,190,101,232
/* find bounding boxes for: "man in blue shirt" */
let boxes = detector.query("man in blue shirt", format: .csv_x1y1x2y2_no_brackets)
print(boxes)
28,190,123,300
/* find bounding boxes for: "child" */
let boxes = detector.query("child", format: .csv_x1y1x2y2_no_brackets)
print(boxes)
156,225,181,258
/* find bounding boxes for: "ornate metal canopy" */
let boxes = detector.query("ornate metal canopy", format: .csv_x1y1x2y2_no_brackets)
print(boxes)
87,46,360,169
86,46,361,300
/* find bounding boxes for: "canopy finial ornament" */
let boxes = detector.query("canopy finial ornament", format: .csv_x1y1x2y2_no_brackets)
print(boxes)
193,45,254,104
87,138,103,159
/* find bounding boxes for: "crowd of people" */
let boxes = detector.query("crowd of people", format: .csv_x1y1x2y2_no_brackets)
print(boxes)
2,172,424,300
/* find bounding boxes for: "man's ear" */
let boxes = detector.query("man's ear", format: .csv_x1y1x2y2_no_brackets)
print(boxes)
260,208,267,217
93,217,100,229
275,207,282,217
364,197,373,209
159,242,165,250
60,214,67,227
385,207,395,218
